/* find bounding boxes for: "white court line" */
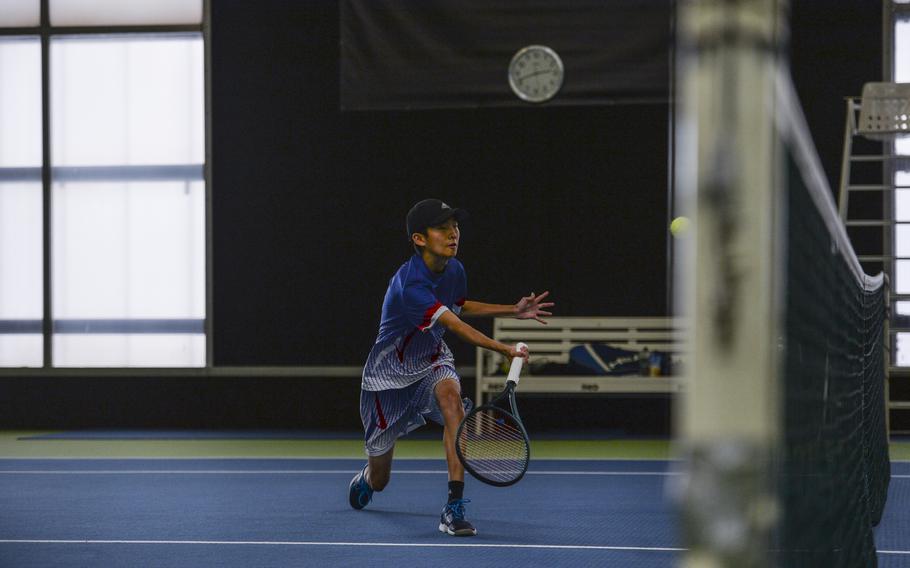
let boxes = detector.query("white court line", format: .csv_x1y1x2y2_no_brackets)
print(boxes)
0,539,903,555
0,539,683,552
3,469,906,479
0,469,676,476
0,456,675,462
0,539,905,555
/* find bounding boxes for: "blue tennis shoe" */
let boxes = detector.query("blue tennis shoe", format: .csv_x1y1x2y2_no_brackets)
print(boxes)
439,498,476,536
349,465,373,510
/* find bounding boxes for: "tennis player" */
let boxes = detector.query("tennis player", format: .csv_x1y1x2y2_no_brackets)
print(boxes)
348,198,553,537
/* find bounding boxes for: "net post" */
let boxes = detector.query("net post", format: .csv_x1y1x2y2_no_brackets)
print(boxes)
674,0,788,566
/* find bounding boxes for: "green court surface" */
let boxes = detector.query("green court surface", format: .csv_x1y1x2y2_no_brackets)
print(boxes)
3,432,909,461
0,432,671,459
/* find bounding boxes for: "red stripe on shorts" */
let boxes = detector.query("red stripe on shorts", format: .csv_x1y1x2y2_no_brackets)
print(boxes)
430,341,443,363
374,393,388,430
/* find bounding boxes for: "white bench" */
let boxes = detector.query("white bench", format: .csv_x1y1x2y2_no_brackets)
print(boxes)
475,316,684,404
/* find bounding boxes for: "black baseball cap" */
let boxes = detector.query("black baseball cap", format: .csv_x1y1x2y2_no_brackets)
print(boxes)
406,199,468,239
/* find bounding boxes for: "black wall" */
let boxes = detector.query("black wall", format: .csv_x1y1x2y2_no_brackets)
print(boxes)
211,0,883,368
0,0,882,430
211,0,670,368
790,0,883,194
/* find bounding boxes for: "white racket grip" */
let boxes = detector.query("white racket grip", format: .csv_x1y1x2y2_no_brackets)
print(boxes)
506,342,528,386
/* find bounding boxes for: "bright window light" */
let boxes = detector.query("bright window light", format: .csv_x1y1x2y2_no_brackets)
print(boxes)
0,38,41,167
896,19,910,156
1,17,206,368
54,334,205,368
49,34,206,367
52,181,204,319
51,36,204,166
897,223,910,258
896,17,910,365
898,260,910,295
0,37,43,368
0,336,42,367
0,183,43,364
897,333,910,367
897,182,910,221
0,0,40,27
0,183,43,319
50,0,202,26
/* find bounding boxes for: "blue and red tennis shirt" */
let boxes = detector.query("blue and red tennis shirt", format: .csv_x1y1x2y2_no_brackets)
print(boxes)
362,253,466,391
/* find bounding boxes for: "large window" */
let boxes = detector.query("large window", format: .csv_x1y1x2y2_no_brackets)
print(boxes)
893,9,910,364
0,38,42,366
0,1,206,367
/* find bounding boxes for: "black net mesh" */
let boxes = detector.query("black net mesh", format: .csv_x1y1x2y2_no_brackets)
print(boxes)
779,149,890,567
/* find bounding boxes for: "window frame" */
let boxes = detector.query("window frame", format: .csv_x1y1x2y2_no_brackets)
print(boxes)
0,0,212,370
888,0,910,366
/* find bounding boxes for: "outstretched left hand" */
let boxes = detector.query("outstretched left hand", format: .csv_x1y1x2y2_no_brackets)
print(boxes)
515,291,555,324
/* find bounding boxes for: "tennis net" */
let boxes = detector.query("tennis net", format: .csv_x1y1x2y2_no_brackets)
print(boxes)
675,1,890,565
779,93,889,565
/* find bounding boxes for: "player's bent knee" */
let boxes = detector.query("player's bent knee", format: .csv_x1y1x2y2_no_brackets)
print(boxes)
434,378,459,399
435,380,462,409
436,386,465,426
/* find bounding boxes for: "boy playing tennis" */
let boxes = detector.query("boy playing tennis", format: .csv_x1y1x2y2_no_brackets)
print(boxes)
349,198,553,536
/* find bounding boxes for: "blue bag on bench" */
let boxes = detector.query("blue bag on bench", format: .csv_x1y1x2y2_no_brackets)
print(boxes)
568,343,641,376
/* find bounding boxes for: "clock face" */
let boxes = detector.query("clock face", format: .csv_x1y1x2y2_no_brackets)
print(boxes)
508,45,564,103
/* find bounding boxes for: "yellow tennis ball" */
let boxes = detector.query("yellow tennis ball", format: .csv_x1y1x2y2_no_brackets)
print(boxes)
670,216,690,237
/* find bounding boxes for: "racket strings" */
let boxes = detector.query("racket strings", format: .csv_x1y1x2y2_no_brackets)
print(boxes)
458,408,529,484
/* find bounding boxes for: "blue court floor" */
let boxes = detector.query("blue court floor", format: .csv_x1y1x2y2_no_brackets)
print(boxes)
0,458,907,567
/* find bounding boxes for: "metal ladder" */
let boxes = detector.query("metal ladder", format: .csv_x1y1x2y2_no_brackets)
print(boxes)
838,82,910,435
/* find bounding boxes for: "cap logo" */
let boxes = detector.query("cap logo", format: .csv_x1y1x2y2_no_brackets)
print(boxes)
441,202,450,209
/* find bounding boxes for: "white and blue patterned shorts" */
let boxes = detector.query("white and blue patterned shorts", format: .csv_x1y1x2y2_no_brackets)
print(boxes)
359,364,471,457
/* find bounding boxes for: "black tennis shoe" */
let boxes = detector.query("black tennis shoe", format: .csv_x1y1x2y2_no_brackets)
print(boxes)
438,498,477,536
348,465,373,510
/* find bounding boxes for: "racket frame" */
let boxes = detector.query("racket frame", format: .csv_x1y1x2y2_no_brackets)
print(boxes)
455,344,531,487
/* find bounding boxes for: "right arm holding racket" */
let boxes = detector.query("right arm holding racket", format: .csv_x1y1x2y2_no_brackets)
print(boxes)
437,291,553,487
436,311,528,361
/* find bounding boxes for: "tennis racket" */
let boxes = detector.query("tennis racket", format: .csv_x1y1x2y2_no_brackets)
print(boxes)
455,342,531,487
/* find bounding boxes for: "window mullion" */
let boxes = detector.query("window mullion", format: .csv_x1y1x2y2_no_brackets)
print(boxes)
40,0,52,367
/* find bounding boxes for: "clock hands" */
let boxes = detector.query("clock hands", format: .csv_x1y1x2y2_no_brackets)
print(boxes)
508,45,563,102
515,68,559,82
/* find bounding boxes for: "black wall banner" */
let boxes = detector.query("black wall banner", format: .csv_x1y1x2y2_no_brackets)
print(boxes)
340,0,672,110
